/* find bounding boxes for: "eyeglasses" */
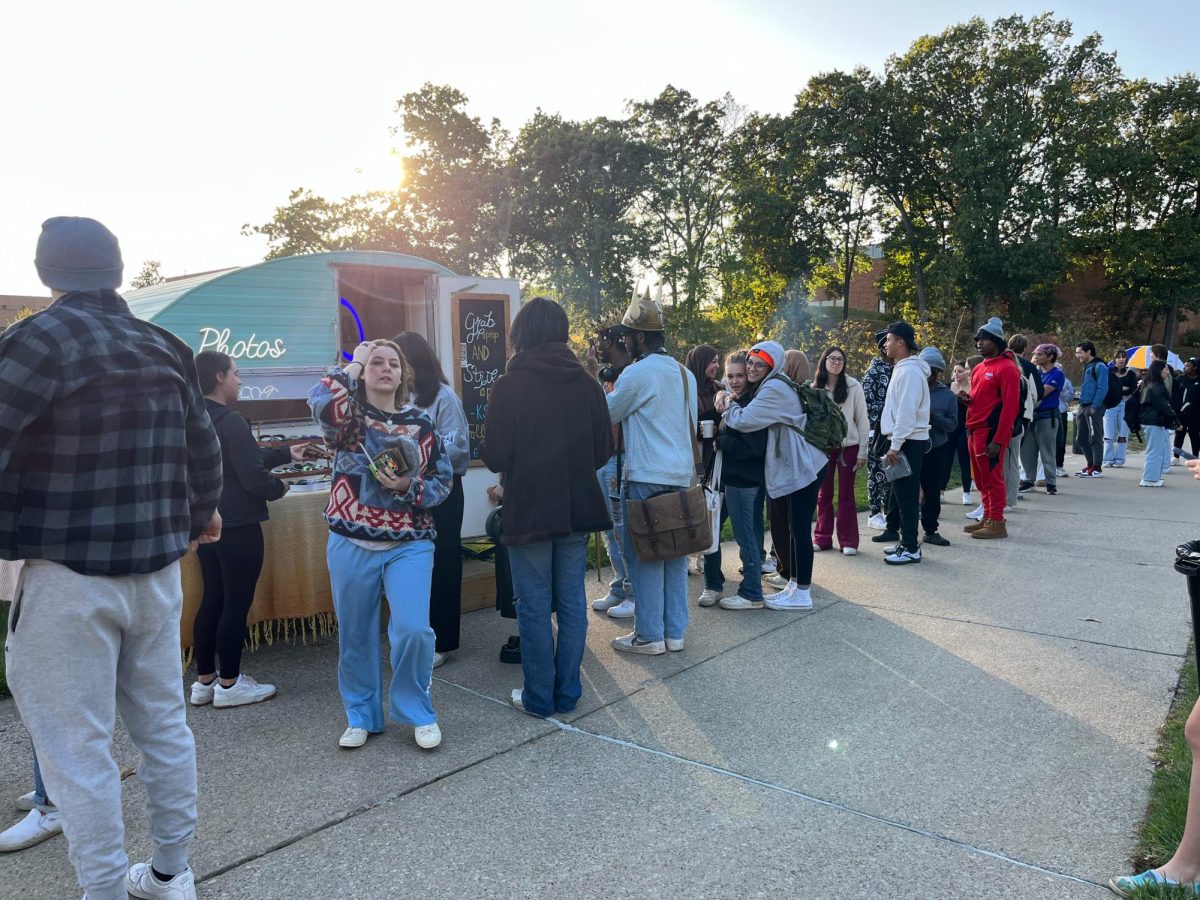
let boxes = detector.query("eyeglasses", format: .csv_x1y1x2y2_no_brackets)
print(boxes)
826,356,845,364
746,360,769,370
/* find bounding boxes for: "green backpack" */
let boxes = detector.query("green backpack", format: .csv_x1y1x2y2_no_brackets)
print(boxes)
775,372,848,453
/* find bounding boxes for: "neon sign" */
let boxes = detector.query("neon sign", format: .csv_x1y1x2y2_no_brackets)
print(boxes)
198,327,287,360
340,298,365,361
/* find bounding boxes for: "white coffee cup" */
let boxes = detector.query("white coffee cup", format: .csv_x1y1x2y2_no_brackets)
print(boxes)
700,421,715,439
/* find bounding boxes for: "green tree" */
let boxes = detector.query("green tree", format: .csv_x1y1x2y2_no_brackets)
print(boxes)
129,259,166,289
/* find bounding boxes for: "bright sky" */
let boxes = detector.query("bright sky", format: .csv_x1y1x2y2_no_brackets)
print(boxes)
2,0,1196,297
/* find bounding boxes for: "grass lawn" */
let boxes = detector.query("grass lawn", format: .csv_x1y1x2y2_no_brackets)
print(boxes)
1124,651,1199,898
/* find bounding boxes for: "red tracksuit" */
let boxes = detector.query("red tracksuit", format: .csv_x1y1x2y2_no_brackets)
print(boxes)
965,351,1021,521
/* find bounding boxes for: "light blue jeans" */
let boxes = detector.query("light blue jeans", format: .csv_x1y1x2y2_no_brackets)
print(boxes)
623,481,690,643
327,534,437,729
508,534,590,716
597,457,632,601
1163,427,1175,477
1103,402,1129,465
724,484,765,602
1142,425,1170,484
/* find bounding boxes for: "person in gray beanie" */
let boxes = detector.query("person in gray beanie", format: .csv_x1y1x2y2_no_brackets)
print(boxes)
1,217,222,900
918,347,957,546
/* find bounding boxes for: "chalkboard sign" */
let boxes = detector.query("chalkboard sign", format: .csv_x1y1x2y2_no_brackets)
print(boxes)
452,293,510,466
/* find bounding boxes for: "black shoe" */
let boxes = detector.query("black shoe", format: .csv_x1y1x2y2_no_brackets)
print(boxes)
500,635,521,664
1018,481,1034,493
1046,485,1058,495
923,532,950,547
871,531,900,543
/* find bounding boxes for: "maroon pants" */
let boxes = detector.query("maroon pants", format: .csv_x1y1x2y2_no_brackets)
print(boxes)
969,430,1008,522
814,445,861,550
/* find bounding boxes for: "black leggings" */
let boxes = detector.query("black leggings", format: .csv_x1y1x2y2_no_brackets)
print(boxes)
195,523,265,680
1175,416,1200,456
1057,411,1068,467
430,475,465,653
783,466,827,587
945,424,972,492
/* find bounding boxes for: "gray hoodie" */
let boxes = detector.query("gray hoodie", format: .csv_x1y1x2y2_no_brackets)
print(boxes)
721,340,828,499
880,354,931,450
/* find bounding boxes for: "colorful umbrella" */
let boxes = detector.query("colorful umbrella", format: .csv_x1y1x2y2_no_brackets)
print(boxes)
1126,345,1184,370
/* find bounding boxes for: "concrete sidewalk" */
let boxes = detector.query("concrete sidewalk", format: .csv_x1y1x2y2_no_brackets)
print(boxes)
2,451,1196,898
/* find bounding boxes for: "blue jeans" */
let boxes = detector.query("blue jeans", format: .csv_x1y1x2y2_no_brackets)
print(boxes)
326,534,437,729
33,747,49,808
725,485,764,601
1103,402,1129,465
597,458,632,601
1143,425,1170,483
508,534,590,716
623,481,689,643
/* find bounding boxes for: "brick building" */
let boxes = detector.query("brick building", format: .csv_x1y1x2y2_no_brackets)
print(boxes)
0,294,51,327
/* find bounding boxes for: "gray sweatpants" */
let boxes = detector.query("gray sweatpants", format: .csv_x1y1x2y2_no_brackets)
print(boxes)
1005,428,1023,507
4,560,196,900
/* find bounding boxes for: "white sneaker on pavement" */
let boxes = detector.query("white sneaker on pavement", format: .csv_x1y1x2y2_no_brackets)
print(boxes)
0,808,63,852
765,586,813,610
338,726,369,749
763,580,797,602
965,505,984,522
611,632,665,655
962,491,973,505
414,723,442,749
188,679,215,707
126,862,197,900
718,594,764,610
866,513,887,531
841,547,858,556
666,637,685,652
14,791,38,812
764,573,790,589
213,674,276,708
432,652,447,669
591,593,624,612
761,558,778,575
606,599,636,619
697,588,721,607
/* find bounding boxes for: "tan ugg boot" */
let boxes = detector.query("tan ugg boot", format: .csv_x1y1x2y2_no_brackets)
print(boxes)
963,519,987,533
971,519,1008,539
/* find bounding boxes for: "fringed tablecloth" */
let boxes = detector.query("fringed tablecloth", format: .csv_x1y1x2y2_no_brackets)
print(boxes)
179,487,336,650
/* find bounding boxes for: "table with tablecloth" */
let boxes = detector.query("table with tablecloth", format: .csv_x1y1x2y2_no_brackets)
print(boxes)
179,487,335,649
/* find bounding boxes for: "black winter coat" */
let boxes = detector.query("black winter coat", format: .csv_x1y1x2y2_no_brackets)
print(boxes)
1138,384,1179,429
206,399,291,528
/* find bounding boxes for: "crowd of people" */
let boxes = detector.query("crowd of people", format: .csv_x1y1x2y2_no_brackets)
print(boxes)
1,216,1199,899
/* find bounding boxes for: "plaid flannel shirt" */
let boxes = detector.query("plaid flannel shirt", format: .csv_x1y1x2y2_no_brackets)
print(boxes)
0,290,222,576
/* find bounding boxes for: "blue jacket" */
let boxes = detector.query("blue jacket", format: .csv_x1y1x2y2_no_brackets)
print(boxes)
1080,359,1108,407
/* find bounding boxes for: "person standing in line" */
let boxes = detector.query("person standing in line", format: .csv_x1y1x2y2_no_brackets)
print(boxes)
1103,350,1138,468
963,317,1021,539
1027,344,1065,495
1009,335,1043,497
589,326,638,619
309,339,452,751
712,351,770,610
723,342,828,607
480,298,613,715
190,350,309,708
962,355,989,523
1058,368,1074,477
604,289,697,655
869,322,930,565
697,350,745,608
0,751,62,852
948,363,974,506
1175,358,1200,458
765,350,811,587
1152,344,1177,474
1,217,223,900
862,335,894,530
918,347,956,547
393,331,469,669
812,346,869,556
1074,341,1109,478
1138,361,1179,488
685,345,720,576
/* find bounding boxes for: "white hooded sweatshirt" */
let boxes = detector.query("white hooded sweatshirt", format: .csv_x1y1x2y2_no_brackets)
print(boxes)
880,354,931,451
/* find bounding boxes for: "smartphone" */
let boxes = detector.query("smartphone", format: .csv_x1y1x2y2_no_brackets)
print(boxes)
1174,448,1197,461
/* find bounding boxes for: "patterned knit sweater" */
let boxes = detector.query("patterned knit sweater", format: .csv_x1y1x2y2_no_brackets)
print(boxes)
308,369,452,543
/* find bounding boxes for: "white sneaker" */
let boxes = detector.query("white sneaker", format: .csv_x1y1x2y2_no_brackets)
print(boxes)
126,862,197,900
1172,457,1182,466
884,546,922,566
763,580,797,602
1056,467,1066,477
765,586,813,610
965,505,984,522
841,547,858,556
962,491,973,505
764,573,790,590
432,651,447,669
510,688,526,710
611,632,665,655
591,593,624,612
188,678,215,706
697,588,721,607
606,599,636,619
0,808,63,851
1139,479,1165,487
213,674,276,708
761,558,778,575
414,723,442,749
338,726,369,749
14,791,38,812
665,637,685,652
866,513,887,531
718,594,764,610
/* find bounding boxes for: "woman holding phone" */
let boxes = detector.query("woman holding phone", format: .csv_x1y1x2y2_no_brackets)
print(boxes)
309,340,453,751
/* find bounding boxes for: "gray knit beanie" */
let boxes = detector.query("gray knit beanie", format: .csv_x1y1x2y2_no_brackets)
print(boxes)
975,316,1005,344
35,217,124,291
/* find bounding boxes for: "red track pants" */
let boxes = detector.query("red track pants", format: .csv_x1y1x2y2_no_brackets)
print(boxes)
968,430,1008,522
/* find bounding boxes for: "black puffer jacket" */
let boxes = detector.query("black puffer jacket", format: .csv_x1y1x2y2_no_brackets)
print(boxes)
206,399,291,528
1138,384,1179,429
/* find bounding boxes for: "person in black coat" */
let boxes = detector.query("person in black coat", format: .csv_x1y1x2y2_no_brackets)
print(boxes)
190,351,315,708
480,298,613,717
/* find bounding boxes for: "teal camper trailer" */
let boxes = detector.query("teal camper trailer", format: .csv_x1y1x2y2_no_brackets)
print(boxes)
125,251,521,537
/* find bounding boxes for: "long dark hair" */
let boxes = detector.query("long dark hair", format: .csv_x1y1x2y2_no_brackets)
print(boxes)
1142,359,1167,392
815,346,849,404
686,344,719,416
511,296,569,354
392,331,448,408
